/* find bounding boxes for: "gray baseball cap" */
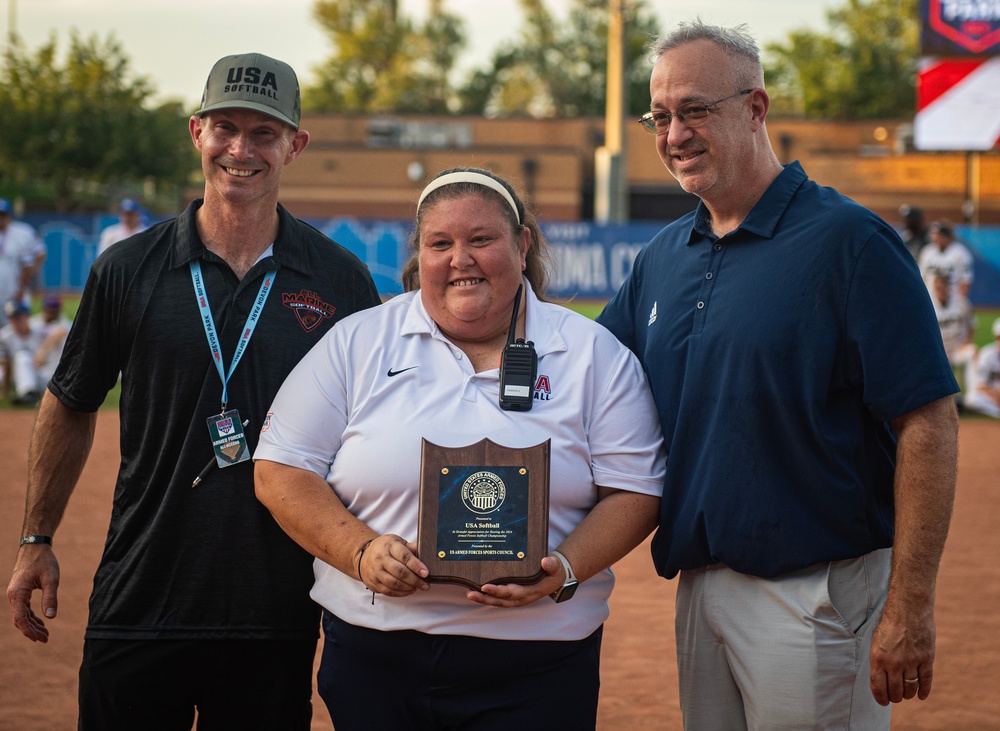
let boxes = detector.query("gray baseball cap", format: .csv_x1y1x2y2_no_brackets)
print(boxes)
197,52,301,129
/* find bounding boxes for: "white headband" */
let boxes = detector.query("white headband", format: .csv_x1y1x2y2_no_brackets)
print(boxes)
416,172,521,224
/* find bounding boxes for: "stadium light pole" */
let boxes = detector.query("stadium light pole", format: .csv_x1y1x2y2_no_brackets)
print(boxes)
595,0,628,223
6,0,15,45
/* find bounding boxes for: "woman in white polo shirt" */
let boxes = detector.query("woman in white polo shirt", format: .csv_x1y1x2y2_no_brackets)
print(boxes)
254,168,666,730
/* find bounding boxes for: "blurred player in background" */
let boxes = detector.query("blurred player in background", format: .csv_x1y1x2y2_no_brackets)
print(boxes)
966,318,1000,418
918,220,974,298
97,198,147,256
0,199,46,325
0,299,46,405
30,294,71,386
930,271,978,400
898,204,928,261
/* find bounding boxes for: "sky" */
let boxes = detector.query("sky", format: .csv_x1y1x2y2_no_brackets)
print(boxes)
11,0,832,107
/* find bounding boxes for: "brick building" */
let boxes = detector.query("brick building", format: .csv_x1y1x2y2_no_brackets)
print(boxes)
220,114,1000,225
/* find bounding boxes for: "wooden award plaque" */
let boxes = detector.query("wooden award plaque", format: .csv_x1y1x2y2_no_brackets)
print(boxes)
417,438,550,590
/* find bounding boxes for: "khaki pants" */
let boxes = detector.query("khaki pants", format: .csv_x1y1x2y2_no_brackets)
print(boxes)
676,548,892,731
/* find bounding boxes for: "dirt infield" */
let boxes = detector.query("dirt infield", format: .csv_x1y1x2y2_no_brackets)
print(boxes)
1,410,998,730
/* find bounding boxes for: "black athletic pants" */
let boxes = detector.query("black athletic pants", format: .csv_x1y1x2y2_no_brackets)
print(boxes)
78,638,316,731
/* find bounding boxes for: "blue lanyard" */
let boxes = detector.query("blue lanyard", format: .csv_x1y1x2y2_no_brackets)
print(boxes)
190,261,276,411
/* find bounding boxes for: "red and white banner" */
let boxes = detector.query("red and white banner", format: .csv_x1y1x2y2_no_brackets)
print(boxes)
914,57,1000,150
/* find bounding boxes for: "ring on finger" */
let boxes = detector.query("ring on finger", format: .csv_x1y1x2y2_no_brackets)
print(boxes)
903,676,919,684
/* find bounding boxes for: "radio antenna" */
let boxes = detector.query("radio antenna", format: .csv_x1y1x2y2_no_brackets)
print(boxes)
507,283,523,345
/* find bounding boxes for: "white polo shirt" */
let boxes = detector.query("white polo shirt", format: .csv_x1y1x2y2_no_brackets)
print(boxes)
256,284,666,641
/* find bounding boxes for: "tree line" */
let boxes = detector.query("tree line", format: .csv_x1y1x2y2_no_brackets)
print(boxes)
0,0,918,212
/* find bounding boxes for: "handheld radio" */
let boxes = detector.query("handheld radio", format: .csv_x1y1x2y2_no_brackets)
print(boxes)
499,284,537,411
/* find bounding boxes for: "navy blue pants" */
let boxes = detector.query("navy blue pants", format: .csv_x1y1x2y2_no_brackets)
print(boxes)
318,611,603,730
78,638,316,731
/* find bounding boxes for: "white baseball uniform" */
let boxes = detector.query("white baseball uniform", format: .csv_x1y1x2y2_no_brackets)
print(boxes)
98,221,148,256
29,312,71,383
966,342,1000,418
0,221,40,320
933,293,975,358
918,240,974,292
0,319,47,399
932,292,977,395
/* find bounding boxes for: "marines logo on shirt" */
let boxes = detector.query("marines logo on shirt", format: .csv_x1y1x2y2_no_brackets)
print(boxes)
282,290,336,332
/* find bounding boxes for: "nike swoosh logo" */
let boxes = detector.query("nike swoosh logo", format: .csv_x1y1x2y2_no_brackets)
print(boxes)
387,366,419,377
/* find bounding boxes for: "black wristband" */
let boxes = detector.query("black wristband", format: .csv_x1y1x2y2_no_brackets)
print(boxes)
19,535,52,546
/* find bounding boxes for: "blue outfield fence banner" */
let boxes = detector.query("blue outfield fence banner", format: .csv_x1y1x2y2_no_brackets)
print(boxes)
964,226,1000,306
26,213,1000,305
307,218,667,300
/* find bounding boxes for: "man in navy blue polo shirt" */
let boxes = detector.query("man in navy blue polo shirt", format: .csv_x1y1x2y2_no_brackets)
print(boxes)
599,20,959,730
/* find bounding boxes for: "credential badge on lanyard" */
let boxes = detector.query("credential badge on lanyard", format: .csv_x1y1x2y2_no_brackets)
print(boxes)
190,261,276,470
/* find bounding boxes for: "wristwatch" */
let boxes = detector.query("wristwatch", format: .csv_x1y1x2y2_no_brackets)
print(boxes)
19,535,52,546
549,550,579,603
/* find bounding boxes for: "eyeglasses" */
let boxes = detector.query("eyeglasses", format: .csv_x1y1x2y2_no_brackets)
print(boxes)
638,89,754,135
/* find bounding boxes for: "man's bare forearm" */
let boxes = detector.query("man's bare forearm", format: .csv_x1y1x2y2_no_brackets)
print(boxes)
886,395,957,605
20,390,97,536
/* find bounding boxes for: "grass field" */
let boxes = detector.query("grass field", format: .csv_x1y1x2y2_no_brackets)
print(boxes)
3,294,999,411
972,307,1000,345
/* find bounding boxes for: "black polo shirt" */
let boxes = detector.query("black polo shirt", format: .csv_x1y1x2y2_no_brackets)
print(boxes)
50,200,380,640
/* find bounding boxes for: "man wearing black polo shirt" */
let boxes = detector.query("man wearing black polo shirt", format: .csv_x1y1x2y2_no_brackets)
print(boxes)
599,21,959,730
6,53,380,730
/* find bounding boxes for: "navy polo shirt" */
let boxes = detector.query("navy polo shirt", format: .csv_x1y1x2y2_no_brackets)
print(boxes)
598,162,958,579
